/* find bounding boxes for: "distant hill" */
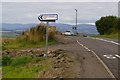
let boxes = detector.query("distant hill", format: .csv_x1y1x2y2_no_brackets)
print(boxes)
1,23,37,38
77,24,99,35
50,23,72,32
50,23,99,35
2,23,36,31
1,23,99,38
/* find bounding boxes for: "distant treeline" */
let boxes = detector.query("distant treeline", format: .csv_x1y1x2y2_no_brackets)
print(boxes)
95,16,120,35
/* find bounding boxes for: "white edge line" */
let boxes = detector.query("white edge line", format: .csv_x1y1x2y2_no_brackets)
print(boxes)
91,50,115,78
76,40,115,78
89,37,120,46
77,40,91,52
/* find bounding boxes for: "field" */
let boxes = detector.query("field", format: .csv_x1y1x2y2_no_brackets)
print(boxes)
2,32,19,38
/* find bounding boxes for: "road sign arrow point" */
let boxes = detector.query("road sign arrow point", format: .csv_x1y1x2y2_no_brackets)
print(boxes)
40,15,43,20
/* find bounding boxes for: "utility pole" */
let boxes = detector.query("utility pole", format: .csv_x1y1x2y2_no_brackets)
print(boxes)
75,9,78,34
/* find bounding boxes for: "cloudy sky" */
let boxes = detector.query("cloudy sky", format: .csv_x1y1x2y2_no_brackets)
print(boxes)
1,0,120,2
1,1,119,24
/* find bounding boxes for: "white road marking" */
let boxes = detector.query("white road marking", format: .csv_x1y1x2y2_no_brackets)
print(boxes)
115,54,120,59
103,55,107,57
112,57,116,59
103,54,116,59
76,40,115,78
106,57,110,59
83,46,91,51
77,40,91,51
88,37,120,46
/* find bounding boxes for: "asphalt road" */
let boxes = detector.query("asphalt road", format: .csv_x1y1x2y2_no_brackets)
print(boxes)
49,35,115,78
76,36,119,78
21,35,119,78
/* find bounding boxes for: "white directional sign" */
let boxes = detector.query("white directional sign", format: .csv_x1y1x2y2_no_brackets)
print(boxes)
38,14,58,21
38,13,58,57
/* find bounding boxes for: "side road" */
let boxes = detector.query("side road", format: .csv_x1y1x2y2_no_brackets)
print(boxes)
48,35,113,78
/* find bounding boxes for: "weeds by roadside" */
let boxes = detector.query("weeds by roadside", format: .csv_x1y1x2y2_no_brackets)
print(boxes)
2,54,47,78
2,38,57,50
1,23,60,78
2,23,57,50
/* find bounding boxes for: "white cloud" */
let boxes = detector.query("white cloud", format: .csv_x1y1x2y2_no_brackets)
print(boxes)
2,2,118,24
60,16,73,21
0,2,2,24
25,13,39,18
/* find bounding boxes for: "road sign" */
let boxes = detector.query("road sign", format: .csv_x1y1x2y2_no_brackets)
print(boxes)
38,14,58,22
38,14,58,57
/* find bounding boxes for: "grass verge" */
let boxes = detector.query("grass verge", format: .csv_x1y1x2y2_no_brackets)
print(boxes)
2,38,57,50
91,33,119,39
2,55,48,78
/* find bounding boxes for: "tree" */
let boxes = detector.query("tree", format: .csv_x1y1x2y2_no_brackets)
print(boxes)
95,16,118,35
113,17,120,31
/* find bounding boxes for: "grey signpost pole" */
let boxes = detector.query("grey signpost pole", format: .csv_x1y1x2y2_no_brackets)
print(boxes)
45,21,49,57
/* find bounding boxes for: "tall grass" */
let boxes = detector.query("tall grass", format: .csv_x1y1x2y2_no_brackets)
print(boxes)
17,23,56,43
2,23,57,50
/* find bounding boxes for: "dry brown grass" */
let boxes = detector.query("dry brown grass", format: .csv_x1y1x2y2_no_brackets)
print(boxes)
2,38,16,44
